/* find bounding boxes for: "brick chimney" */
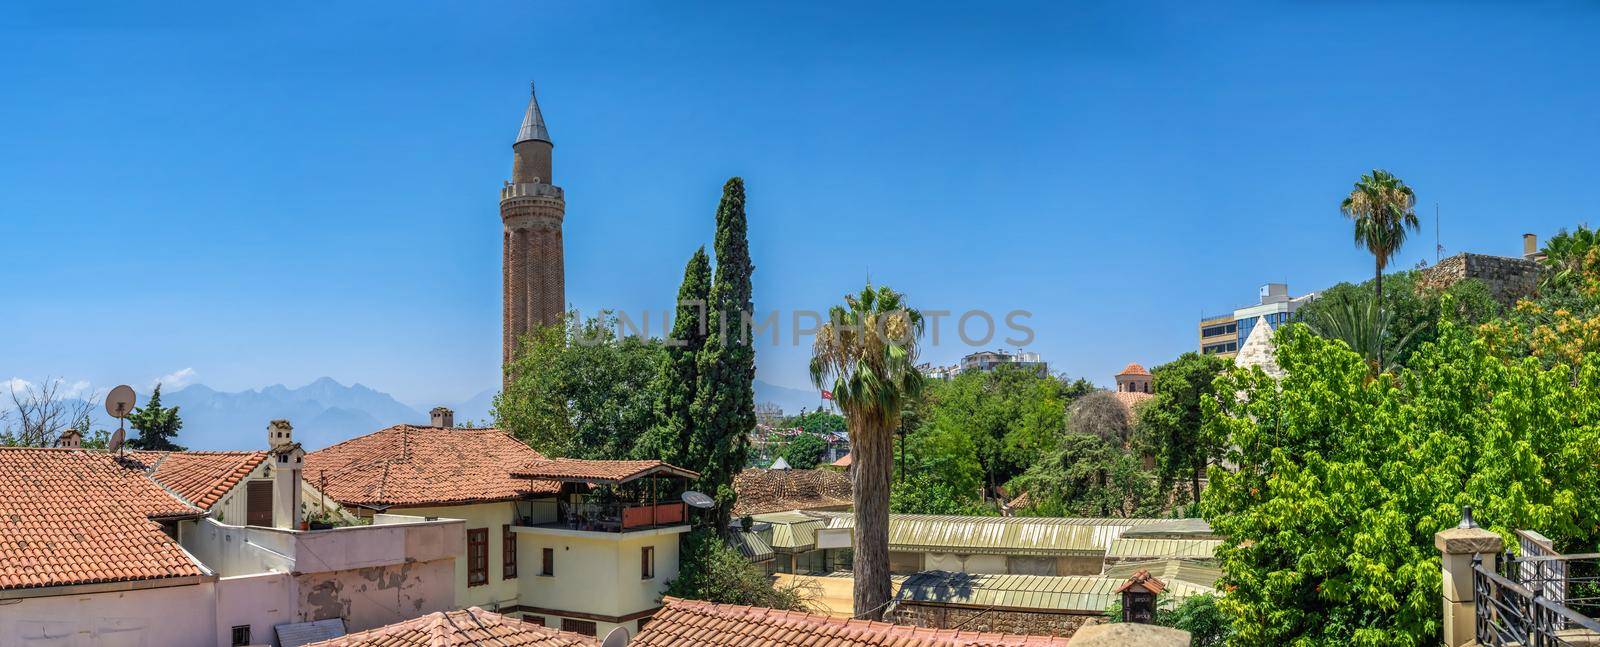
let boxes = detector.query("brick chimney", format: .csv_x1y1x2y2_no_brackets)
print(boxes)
1523,233,1538,260
430,407,454,428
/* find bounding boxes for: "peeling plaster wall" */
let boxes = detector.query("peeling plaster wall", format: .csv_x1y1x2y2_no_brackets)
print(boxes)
295,557,456,633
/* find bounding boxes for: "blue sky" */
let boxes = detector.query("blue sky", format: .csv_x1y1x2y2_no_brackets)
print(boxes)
3,1,1598,406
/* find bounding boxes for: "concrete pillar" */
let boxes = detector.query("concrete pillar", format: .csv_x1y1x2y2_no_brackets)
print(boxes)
1435,509,1504,647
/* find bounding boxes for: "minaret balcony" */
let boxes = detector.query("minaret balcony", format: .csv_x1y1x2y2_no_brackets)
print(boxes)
501,182,564,201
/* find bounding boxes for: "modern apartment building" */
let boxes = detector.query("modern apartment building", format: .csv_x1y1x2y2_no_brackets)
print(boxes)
1197,283,1315,358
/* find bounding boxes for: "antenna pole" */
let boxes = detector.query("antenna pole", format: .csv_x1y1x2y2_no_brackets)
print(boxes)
1436,203,1441,261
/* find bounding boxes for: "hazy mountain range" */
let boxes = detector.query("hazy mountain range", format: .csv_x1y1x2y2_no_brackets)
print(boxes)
151,377,823,451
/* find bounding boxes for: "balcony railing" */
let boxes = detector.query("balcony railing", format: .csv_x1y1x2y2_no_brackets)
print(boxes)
526,500,687,533
1473,549,1600,646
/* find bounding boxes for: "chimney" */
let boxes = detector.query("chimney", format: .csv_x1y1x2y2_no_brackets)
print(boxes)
430,407,454,428
55,428,82,449
267,420,303,530
268,419,294,450
1523,233,1538,259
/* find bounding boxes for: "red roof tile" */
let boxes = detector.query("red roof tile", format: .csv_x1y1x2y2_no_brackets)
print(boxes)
1117,363,1150,377
733,468,852,516
510,458,700,483
831,452,853,468
129,450,270,509
0,448,205,590
633,598,1074,646
1112,390,1154,414
304,607,596,646
304,426,560,509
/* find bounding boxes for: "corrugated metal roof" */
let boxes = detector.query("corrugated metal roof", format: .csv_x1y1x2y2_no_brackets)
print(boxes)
277,618,347,647
727,529,774,563
752,511,825,551
1100,559,1222,590
893,568,1219,616
1118,518,1218,540
892,571,1122,613
1106,538,1222,560
811,512,1173,556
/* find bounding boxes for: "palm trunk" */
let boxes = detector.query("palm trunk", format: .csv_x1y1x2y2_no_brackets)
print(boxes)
1374,258,1384,370
851,413,892,620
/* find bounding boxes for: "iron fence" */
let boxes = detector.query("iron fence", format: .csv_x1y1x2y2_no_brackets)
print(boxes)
1473,548,1600,646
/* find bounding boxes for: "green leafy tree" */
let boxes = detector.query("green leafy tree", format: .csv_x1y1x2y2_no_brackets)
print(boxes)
918,365,1071,493
1134,352,1230,501
665,529,810,610
1339,169,1419,368
127,384,186,451
892,423,989,515
810,284,925,620
1009,433,1161,518
494,313,665,460
690,177,757,533
781,432,827,470
635,247,712,465
1201,323,1600,645
793,410,845,437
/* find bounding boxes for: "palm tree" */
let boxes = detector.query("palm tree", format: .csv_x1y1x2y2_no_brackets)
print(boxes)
1304,289,1423,375
809,284,924,620
1340,169,1418,369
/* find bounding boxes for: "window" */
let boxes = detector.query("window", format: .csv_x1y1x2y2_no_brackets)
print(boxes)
561,618,597,636
230,625,251,646
503,525,517,579
541,547,554,576
641,546,655,579
467,528,489,587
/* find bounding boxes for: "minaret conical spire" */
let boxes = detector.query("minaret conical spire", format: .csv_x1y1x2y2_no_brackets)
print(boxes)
515,81,551,144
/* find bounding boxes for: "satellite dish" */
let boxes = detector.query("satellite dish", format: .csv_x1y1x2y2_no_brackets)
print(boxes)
107,428,125,454
600,626,630,647
682,490,715,509
105,385,136,420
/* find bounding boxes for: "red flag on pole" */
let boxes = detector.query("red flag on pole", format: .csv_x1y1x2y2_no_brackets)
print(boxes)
821,390,834,400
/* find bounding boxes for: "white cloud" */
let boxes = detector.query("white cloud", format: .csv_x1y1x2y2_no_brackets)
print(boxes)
153,368,197,390
2,378,32,396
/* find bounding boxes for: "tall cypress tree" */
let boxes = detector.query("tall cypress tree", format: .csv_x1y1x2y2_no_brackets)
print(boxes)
636,247,712,464
691,177,756,533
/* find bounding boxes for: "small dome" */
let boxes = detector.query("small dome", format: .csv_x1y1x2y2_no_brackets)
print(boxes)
1117,362,1150,377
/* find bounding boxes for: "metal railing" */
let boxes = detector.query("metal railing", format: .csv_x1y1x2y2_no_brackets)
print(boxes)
1473,549,1600,646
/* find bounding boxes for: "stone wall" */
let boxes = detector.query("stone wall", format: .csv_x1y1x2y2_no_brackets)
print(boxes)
886,603,1095,637
1418,253,1541,305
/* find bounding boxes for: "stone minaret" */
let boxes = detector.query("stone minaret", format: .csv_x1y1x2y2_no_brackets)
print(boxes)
501,83,566,384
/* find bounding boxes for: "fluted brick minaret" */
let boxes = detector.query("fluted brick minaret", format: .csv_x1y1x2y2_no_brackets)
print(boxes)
501,83,566,385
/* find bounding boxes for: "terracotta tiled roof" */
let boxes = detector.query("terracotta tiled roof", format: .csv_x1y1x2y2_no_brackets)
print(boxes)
633,597,1074,646
304,426,560,509
1112,390,1154,415
510,458,700,483
129,450,270,509
732,468,852,516
304,607,596,646
0,448,205,590
831,452,852,468
1116,363,1150,377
